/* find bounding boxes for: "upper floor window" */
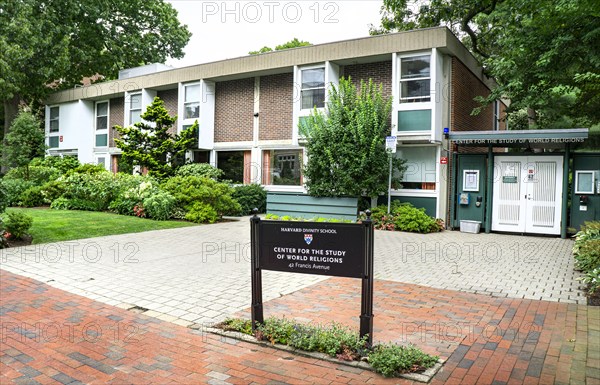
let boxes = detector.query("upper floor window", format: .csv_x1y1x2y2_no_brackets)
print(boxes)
399,55,431,103
184,83,200,119
129,93,142,124
96,101,108,130
301,68,325,109
49,106,59,132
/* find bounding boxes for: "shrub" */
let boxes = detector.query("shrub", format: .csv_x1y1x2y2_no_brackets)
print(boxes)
573,222,600,300
0,179,36,206
3,165,61,185
232,184,267,215
184,202,219,224
50,197,72,210
175,163,224,180
143,191,176,221
19,186,45,207
580,267,600,295
366,203,442,233
393,203,442,233
39,179,67,204
0,185,7,213
2,211,34,239
31,156,80,174
66,163,107,175
162,176,241,222
61,171,120,211
368,343,439,377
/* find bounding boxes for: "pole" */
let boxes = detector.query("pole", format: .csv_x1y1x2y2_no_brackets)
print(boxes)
250,208,263,330
360,210,374,347
387,155,392,214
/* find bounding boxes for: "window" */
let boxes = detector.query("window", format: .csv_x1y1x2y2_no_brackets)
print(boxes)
96,102,108,130
217,151,245,184
96,101,109,148
48,136,59,148
399,55,431,103
575,171,596,194
397,110,431,131
263,150,302,186
301,68,325,109
395,146,436,190
184,83,200,119
128,93,142,124
49,107,59,132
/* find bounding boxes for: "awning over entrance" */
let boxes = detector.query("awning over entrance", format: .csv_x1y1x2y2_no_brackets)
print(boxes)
448,128,589,148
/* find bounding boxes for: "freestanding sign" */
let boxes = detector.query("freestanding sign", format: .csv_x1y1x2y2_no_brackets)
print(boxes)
250,210,375,345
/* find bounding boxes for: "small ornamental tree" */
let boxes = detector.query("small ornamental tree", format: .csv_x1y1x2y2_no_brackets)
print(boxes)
302,78,405,202
2,108,46,179
114,97,197,179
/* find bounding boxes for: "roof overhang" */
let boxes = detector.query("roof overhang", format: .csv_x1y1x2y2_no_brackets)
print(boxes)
448,128,589,148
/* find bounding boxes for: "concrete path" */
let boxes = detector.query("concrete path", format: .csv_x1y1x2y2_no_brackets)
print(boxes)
0,217,586,328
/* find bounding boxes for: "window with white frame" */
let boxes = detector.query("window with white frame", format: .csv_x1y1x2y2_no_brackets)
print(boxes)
394,146,437,190
263,149,302,186
399,55,431,103
301,68,325,109
95,101,108,147
49,106,59,132
183,83,200,119
128,93,142,124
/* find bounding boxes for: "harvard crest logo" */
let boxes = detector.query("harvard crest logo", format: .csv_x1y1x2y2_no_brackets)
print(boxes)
304,234,313,245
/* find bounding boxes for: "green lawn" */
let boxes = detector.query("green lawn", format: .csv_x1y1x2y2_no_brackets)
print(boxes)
6,208,198,244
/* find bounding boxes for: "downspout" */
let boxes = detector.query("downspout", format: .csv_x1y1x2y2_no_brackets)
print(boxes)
485,145,494,233
561,144,570,239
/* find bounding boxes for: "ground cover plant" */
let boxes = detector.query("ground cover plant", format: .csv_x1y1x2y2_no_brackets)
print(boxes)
218,317,438,378
573,221,600,302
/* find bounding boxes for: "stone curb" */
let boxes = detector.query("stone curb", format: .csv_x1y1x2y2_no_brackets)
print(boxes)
194,326,444,383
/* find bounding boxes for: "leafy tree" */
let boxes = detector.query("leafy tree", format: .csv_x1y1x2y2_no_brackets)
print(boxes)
371,0,600,126
114,97,197,179
1,109,45,179
249,38,311,55
302,78,405,201
0,0,191,129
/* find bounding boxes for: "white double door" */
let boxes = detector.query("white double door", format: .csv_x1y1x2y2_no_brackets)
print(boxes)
492,155,563,235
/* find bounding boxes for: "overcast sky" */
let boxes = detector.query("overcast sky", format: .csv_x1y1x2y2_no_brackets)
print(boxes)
165,0,383,68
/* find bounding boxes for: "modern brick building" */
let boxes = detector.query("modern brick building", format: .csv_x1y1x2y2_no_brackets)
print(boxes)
43,27,506,221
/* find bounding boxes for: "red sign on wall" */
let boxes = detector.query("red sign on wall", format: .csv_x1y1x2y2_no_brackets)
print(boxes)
59,136,63,142
440,157,448,164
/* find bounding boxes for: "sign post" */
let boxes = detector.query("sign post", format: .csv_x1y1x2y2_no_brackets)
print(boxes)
385,136,397,214
250,209,375,346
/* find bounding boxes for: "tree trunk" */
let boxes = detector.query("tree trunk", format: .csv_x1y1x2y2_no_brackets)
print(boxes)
527,107,537,128
2,95,21,173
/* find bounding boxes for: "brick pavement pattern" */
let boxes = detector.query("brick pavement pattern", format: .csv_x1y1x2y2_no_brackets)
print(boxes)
2,270,599,385
242,277,599,385
1,270,402,385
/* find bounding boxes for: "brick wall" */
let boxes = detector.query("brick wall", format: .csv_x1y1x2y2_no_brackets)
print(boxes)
157,88,179,135
109,97,124,147
341,61,393,100
214,78,254,142
451,57,494,154
259,73,293,141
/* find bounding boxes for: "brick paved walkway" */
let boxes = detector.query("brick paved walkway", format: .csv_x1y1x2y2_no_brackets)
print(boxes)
2,270,598,384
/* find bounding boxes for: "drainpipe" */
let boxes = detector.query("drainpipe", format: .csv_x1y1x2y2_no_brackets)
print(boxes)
561,144,570,239
485,145,494,233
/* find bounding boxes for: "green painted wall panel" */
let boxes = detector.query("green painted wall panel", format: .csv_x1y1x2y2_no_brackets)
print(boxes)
455,154,487,227
266,193,358,221
570,154,600,232
377,195,437,217
397,110,431,131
